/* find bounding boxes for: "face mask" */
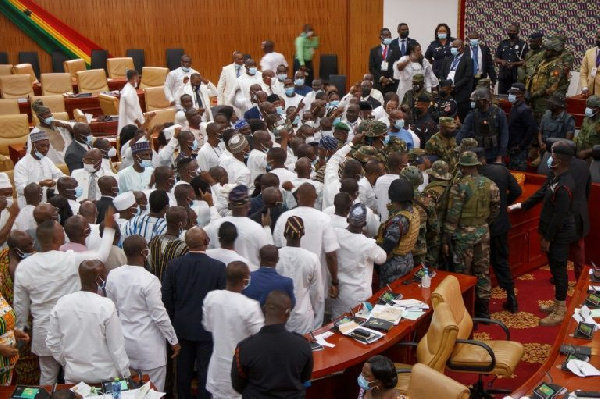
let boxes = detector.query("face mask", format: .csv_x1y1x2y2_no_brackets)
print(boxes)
277,73,287,82
276,105,284,114
191,140,198,151
450,47,459,57
395,120,405,130
330,100,340,107
285,87,295,97
382,38,392,45
75,186,83,197
107,147,117,157
383,135,390,145
333,117,341,125
34,147,45,160
140,159,153,168
84,163,97,174
6,198,13,207
96,276,107,297
357,375,373,391
585,107,596,118
294,78,305,86
85,135,94,146
508,94,517,103
243,152,250,162
15,248,33,260
508,33,517,40
182,67,190,73
470,101,476,109
44,116,54,125
248,67,257,75
243,276,251,290
293,115,301,125
438,33,447,40
470,39,479,47
266,163,273,172
361,88,371,97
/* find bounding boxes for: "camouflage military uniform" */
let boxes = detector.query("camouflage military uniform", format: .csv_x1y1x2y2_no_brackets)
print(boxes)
517,48,544,84
443,152,500,306
424,161,452,269
574,117,600,158
425,133,457,168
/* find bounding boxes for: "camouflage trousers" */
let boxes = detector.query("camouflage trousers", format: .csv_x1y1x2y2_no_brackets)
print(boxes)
451,226,491,301
531,97,549,123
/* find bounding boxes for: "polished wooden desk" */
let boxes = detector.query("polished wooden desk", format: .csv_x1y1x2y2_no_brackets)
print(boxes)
512,267,600,397
306,269,476,398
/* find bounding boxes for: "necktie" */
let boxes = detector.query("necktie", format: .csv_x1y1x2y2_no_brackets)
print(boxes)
194,86,203,108
88,172,97,200
451,56,460,71
382,45,388,59
473,46,479,74
401,40,406,56
236,65,241,78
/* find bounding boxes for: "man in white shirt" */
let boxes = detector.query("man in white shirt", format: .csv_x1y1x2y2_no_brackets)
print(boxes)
260,70,283,98
227,59,263,114
260,40,288,73
14,130,65,208
46,259,130,384
14,182,42,232
217,51,245,106
247,131,273,189
275,217,322,334
332,204,386,319
164,55,199,105
283,78,305,109
288,157,323,210
174,73,217,122
197,123,223,172
206,221,253,267
302,79,323,110
72,149,115,202
118,70,144,134
273,184,339,328
267,147,297,187
374,152,406,220
15,210,116,384
204,185,272,270
117,141,154,192
322,144,361,209
106,235,180,391
220,134,251,188
203,261,263,399
113,192,138,236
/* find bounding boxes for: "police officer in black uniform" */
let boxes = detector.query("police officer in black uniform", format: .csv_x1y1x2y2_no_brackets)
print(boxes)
507,83,538,171
412,93,438,147
495,22,528,94
429,79,458,123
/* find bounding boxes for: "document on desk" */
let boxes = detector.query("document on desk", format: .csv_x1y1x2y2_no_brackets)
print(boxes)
574,306,600,329
566,359,600,377
392,299,429,310
371,304,404,324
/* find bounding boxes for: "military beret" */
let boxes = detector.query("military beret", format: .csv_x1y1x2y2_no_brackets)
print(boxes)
356,120,387,137
333,121,350,132
587,95,600,108
528,31,543,40
509,83,526,93
412,74,425,83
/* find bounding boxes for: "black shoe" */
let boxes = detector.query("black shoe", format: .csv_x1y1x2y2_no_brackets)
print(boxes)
475,299,490,319
502,290,518,313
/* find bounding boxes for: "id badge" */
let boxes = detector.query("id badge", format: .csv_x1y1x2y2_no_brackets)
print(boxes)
447,71,456,82
591,67,597,78
381,61,389,71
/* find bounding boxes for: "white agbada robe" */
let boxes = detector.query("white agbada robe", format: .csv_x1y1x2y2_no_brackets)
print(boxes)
283,93,304,110
13,204,36,232
392,56,438,104
14,153,65,208
247,149,267,191
374,174,401,221
331,228,387,319
270,167,297,186
164,67,199,104
276,246,322,334
106,265,178,389
117,165,154,192
14,228,115,357
206,248,251,267
290,178,323,210
118,82,144,134
226,73,263,113
358,177,378,213
46,291,130,384
35,125,73,166
220,157,250,188
329,214,348,229
260,52,288,73
197,142,222,172
204,217,273,270
203,290,263,399
322,203,380,238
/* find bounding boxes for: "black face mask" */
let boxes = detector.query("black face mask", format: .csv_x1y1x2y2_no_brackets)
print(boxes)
361,88,371,97
415,107,424,116
440,90,451,98
592,146,600,161
508,33,518,40
444,130,457,138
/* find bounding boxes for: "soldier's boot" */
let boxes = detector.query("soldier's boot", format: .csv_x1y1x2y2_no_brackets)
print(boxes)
503,289,518,314
539,299,557,314
474,299,490,319
539,300,567,326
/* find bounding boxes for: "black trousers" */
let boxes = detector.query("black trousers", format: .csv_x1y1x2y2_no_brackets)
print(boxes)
490,233,514,291
177,339,213,399
293,58,314,86
548,236,571,301
498,79,515,95
457,100,471,123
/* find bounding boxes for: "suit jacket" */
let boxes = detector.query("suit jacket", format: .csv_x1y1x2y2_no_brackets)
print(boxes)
569,158,591,238
441,53,474,102
243,267,296,307
64,141,88,173
216,63,239,106
96,196,114,224
466,44,497,84
479,163,522,236
579,47,600,95
244,106,261,120
369,44,400,83
161,252,226,342
390,37,419,57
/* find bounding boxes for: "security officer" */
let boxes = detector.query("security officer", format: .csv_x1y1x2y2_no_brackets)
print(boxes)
424,160,452,270
401,74,426,109
475,148,522,313
513,142,576,326
591,145,600,183
517,31,544,84
526,35,570,122
400,166,439,268
443,151,500,318
495,22,528,94
574,95,600,161
507,83,538,171
376,178,421,287
425,117,459,170
412,93,438,146
537,93,575,174
429,79,458,123
457,88,509,164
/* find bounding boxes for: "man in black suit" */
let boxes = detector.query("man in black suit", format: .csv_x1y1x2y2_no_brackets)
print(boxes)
369,28,400,93
64,123,93,173
95,175,118,223
390,23,418,57
441,39,474,122
476,149,522,313
162,226,226,399
466,32,497,89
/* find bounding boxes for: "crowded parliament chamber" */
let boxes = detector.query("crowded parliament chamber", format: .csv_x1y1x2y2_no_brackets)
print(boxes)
0,0,600,398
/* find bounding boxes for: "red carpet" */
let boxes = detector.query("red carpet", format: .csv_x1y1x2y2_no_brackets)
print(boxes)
447,263,577,396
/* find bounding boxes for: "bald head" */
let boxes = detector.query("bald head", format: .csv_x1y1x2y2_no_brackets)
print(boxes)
259,244,279,267
226,261,250,291
340,178,359,198
37,220,64,250
342,159,363,180
63,215,89,244
7,230,33,257
78,200,97,224
259,173,280,191
98,176,118,197
262,187,281,208
166,206,188,229
263,290,292,325
295,157,312,178
185,227,209,251
33,203,58,224
123,235,147,258
78,260,107,291
296,183,317,207
24,182,42,206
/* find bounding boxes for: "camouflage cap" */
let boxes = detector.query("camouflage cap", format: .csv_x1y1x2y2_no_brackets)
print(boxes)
400,165,424,188
586,95,600,108
426,160,452,181
412,74,425,83
455,137,479,153
439,117,457,130
407,148,426,163
352,145,379,163
543,35,564,52
471,88,490,101
458,150,482,166
476,78,492,88
386,136,407,153
356,120,387,137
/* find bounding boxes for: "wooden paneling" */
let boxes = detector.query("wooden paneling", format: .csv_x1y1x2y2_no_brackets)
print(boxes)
0,0,382,88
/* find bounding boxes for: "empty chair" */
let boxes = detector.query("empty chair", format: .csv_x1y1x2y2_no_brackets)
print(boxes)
12,64,38,84
0,65,12,76
0,75,34,98
40,73,72,96
126,49,145,74
51,51,69,73
18,52,40,78
99,94,120,115
145,108,176,130
0,99,19,115
0,114,29,156
319,54,338,80
64,59,86,82
107,57,135,79
166,48,184,71
139,67,168,89
90,49,109,72
328,74,347,96
76,69,109,94
0,53,8,64
31,95,67,125
406,364,470,399
144,86,171,111
73,109,88,123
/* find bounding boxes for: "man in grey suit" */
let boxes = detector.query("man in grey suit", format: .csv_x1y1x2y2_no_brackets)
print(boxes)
64,123,93,173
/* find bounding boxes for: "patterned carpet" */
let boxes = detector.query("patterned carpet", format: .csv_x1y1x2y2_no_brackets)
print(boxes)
447,263,577,396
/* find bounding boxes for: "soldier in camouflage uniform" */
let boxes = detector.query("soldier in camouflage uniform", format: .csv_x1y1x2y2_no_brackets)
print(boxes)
574,95,600,162
401,74,426,110
443,151,500,318
424,160,453,269
424,117,459,170
526,35,571,122
400,166,439,268
517,32,544,84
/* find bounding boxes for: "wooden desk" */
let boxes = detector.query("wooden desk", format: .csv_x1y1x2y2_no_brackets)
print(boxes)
64,90,146,119
512,267,600,397
90,120,118,136
306,269,476,398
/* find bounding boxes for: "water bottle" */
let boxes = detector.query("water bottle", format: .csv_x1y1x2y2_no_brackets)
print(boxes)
421,265,431,289
111,380,122,399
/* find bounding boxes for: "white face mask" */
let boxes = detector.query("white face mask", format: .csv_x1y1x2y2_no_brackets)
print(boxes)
6,198,13,207
84,163,97,173
107,148,117,157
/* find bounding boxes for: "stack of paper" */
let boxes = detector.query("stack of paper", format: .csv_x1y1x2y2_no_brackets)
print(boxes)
573,306,600,330
371,304,404,325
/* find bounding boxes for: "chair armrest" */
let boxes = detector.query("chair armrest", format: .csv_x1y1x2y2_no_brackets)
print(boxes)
394,341,418,347
472,317,511,340
396,368,412,374
446,338,496,373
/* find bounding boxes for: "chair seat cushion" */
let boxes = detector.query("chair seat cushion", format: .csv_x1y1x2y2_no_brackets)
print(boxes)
393,363,412,393
449,340,524,376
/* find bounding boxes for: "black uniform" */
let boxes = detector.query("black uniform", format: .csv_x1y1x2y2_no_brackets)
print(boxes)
232,324,313,399
495,38,528,94
507,100,538,171
429,94,458,122
522,171,576,301
413,113,438,149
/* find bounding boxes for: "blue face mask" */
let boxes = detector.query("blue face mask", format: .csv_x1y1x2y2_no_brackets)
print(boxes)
75,186,83,197
243,152,250,162
333,117,341,125
140,159,153,168
44,116,54,125
330,100,340,107
277,73,287,82
470,39,479,47
383,135,390,145
182,67,190,73
276,106,284,114
585,107,596,118
357,375,373,391
293,115,301,125
294,78,305,86
450,47,459,57
470,101,476,109
248,67,257,75
191,140,198,151
395,120,405,130
382,38,392,45
438,33,447,40
86,135,94,146
285,87,295,97
508,94,517,103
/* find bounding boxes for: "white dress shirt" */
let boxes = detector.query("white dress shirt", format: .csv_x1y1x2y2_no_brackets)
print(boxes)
283,93,304,110
106,265,178,370
164,66,199,104
220,157,250,188
260,52,288,73
117,165,153,192
276,246,322,334
72,168,115,202
331,228,386,319
206,248,251,267
322,202,380,238
46,291,130,383
358,177,378,213
226,73,263,113
174,82,217,122
270,167,297,186
290,178,323,210
85,224,102,249
322,145,352,210
13,204,36,232
392,56,438,103
329,214,348,230
14,228,115,356
203,290,263,399
216,63,240,106
14,153,65,208
374,173,401,221
191,200,219,228
118,83,144,134
247,149,267,190
197,142,222,172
